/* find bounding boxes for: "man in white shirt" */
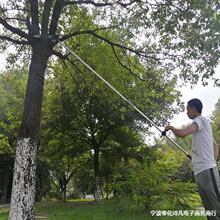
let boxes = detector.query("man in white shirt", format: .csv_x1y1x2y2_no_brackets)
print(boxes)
165,98,219,220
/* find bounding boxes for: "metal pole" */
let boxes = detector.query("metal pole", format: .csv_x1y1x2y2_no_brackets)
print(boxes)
61,43,192,160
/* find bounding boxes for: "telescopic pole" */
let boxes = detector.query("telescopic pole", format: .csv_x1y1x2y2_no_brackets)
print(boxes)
61,43,192,160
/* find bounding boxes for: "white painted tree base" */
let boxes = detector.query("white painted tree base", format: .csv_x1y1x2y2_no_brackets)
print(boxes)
94,176,101,202
9,138,37,220
94,189,101,202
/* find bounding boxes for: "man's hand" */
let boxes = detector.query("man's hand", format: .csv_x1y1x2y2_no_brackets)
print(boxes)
165,125,173,132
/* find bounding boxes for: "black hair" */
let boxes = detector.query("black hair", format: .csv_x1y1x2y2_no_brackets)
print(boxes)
187,98,203,113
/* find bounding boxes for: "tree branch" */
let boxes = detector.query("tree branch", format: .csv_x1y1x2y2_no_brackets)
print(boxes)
29,0,40,34
64,0,113,7
98,132,110,146
0,17,29,39
88,31,146,57
59,25,118,42
111,45,145,81
49,0,65,35
118,0,137,8
5,17,27,22
71,128,92,144
55,32,148,81
41,0,53,37
0,35,29,45
61,29,153,59
64,0,138,8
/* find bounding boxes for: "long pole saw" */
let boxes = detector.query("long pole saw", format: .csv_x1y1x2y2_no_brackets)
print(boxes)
61,43,192,160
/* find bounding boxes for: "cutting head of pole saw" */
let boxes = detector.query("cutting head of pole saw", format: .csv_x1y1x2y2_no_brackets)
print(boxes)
161,130,167,137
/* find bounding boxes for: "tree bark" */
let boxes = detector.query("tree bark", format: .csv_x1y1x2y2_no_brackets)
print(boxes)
9,42,50,220
59,175,67,202
63,187,67,202
9,138,38,220
94,144,101,202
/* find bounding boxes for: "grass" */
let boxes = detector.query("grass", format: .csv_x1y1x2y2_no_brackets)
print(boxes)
0,199,207,220
0,206,8,220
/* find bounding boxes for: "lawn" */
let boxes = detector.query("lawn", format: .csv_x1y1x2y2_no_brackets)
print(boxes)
0,199,207,220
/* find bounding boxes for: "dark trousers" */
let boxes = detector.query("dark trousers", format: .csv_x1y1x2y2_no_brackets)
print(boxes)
195,166,220,220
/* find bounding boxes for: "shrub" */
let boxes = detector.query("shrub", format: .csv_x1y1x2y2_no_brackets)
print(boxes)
115,149,199,210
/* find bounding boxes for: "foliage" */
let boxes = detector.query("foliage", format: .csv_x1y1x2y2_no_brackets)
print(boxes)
0,67,27,203
0,134,11,155
1,1,220,85
35,160,52,201
115,148,198,210
38,19,182,201
212,98,220,143
0,67,27,153
212,97,220,162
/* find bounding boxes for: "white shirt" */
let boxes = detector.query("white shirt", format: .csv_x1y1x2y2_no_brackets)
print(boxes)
192,115,216,175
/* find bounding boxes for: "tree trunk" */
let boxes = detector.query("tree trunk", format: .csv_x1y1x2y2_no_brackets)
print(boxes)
9,139,38,220
105,178,109,199
63,187,67,202
9,43,50,220
59,175,67,202
36,171,43,202
0,167,10,204
94,144,101,202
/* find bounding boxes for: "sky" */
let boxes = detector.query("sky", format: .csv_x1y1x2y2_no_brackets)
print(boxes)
171,82,220,127
144,81,220,142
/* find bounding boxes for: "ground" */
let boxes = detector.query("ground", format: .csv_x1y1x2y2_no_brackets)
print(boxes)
0,199,207,220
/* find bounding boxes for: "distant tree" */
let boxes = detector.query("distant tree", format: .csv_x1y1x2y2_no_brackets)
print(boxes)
212,98,220,160
40,28,181,200
0,68,26,203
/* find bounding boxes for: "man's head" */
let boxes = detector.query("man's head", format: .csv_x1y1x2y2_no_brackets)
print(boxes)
187,98,203,119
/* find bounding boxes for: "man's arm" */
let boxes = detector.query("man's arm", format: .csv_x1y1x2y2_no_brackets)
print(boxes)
214,141,219,161
165,122,198,138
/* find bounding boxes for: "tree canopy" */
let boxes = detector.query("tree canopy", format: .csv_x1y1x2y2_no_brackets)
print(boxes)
0,0,220,84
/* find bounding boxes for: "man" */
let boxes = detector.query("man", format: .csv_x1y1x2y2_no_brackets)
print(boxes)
165,98,219,219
